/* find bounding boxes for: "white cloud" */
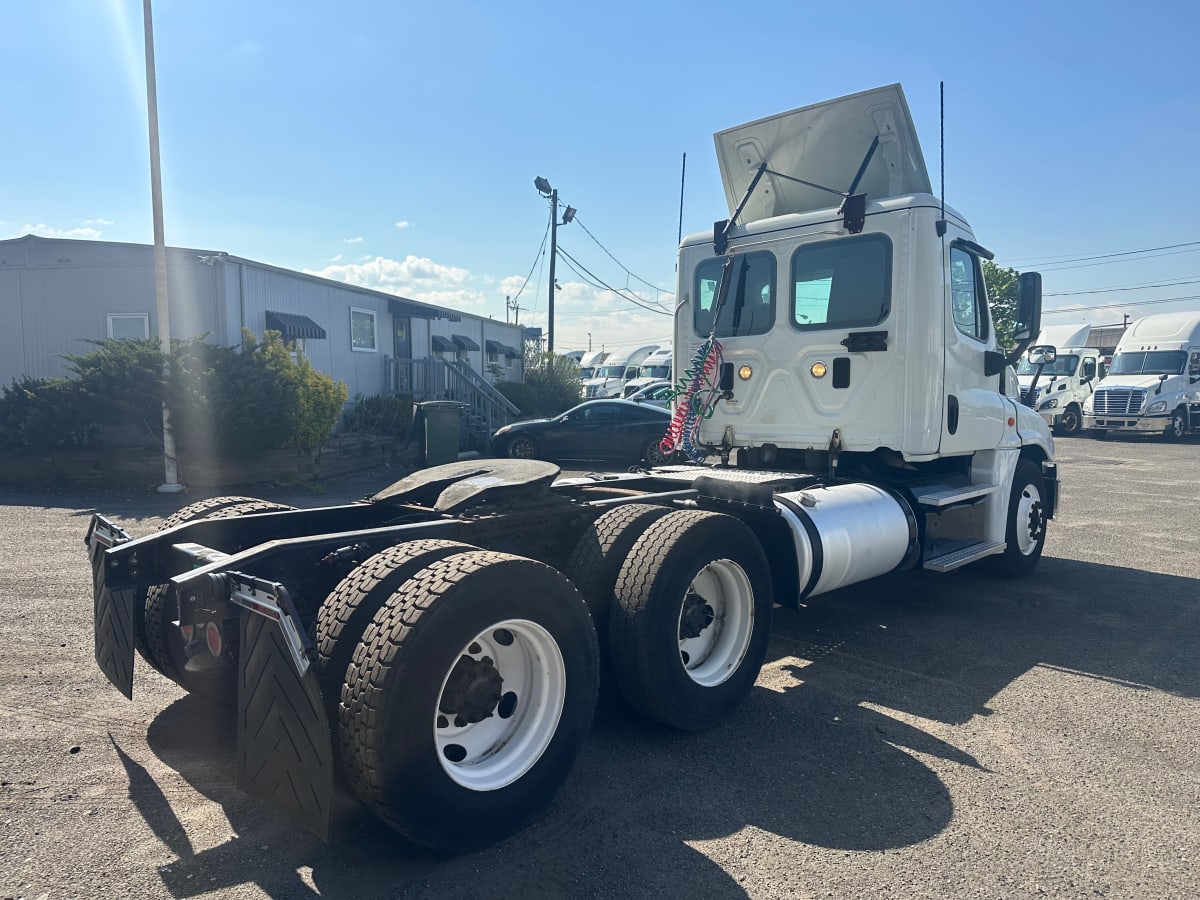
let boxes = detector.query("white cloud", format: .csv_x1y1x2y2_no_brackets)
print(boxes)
329,253,343,262
306,254,482,308
394,220,411,230
22,223,102,239
83,217,115,226
344,236,364,244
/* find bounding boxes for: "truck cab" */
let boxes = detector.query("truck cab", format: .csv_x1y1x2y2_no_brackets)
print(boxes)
577,349,608,382
1082,311,1200,439
581,344,660,398
1015,324,1102,435
622,347,673,397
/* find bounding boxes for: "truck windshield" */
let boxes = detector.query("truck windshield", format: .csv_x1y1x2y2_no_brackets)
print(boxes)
1109,350,1187,376
1016,354,1079,376
640,364,671,378
580,367,596,379
596,365,627,378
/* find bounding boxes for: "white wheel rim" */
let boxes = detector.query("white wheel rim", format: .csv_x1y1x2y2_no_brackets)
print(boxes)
434,618,565,791
1015,482,1044,556
676,559,754,687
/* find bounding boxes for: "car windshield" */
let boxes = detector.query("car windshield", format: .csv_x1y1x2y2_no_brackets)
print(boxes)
1108,350,1187,376
596,365,627,378
1016,354,1080,376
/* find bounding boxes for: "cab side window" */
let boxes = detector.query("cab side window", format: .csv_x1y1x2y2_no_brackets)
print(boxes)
949,246,989,343
1189,351,1200,381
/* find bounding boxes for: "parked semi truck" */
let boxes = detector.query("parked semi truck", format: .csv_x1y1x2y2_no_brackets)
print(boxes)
576,348,608,381
581,344,660,398
1082,310,1200,438
1015,324,1102,435
86,84,1057,854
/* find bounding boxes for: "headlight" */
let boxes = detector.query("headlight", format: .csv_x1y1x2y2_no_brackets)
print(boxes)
1083,397,1094,412
494,425,511,436
1147,400,1168,414
1038,398,1059,410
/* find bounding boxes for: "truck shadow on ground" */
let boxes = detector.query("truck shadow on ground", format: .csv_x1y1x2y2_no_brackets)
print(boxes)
121,555,1199,899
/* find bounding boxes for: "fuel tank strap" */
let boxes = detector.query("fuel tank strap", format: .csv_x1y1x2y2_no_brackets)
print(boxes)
773,495,824,599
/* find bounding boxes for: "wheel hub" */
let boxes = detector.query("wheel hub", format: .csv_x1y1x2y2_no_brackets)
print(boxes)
1027,500,1045,541
679,590,715,640
440,655,503,724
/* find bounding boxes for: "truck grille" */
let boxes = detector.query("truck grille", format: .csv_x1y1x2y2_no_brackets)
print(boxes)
1093,388,1145,416
1020,386,1041,406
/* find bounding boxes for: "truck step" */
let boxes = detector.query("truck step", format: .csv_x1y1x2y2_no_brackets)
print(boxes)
923,540,1006,572
914,482,999,507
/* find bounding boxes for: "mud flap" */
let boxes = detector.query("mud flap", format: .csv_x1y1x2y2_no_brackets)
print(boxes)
236,608,334,841
89,526,136,699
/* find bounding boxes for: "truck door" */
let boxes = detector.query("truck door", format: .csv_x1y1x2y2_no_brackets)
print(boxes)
939,243,1008,455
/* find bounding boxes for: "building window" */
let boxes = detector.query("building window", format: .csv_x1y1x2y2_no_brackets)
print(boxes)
350,307,377,352
107,313,149,340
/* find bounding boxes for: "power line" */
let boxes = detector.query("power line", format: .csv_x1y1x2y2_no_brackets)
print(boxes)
556,246,671,316
1007,239,1200,268
1043,294,1200,315
508,218,550,305
572,214,674,300
1036,246,1200,272
1044,277,1200,296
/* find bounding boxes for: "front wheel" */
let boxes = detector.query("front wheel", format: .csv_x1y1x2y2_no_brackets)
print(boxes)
339,551,599,853
609,510,772,731
502,435,537,460
987,459,1047,578
1163,407,1188,441
1054,404,1082,436
642,437,676,467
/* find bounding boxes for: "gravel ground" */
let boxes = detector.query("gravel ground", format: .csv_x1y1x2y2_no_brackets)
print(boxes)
1,435,1198,899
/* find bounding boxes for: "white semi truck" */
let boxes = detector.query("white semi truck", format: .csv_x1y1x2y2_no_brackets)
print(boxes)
1082,310,1200,438
622,346,674,397
85,84,1056,855
576,348,608,381
581,343,660,398
1015,324,1103,435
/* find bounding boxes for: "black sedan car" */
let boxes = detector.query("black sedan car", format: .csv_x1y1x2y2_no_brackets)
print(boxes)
491,399,675,465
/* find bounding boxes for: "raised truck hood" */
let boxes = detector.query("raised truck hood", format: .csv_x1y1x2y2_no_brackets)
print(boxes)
714,84,932,224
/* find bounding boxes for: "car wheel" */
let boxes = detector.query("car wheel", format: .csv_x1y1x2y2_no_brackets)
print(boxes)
504,435,537,459
642,437,675,467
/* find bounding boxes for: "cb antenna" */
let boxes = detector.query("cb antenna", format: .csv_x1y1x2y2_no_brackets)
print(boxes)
936,81,947,237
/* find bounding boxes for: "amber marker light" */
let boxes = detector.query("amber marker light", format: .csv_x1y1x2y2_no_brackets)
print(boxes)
738,364,753,380
810,361,828,378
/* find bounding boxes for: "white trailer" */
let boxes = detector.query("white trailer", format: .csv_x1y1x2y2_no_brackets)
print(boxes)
1082,311,1200,438
1015,324,1103,435
85,84,1057,855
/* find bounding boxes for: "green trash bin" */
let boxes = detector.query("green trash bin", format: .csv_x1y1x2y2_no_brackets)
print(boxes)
419,401,466,466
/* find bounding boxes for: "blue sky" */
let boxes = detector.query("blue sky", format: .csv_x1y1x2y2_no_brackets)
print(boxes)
3,1,1199,352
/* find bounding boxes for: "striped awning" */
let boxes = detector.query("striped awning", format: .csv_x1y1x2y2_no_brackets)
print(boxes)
431,335,453,352
452,334,480,352
502,344,522,358
265,310,327,340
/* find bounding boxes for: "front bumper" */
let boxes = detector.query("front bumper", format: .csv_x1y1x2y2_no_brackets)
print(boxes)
1082,414,1169,433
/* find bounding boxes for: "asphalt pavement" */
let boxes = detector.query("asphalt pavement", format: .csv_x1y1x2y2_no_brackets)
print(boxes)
1,434,1198,899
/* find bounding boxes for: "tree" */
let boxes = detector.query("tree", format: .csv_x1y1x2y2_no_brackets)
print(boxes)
984,260,1021,352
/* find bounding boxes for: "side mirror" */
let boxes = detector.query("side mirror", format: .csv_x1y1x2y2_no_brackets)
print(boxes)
1005,271,1043,365
1028,345,1057,366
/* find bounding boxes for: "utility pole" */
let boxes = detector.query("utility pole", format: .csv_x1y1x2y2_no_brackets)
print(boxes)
533,176,575,355
143,0,182,492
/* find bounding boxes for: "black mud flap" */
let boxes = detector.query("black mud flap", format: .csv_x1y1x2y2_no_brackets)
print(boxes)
91,543,136,700
236,609,334,841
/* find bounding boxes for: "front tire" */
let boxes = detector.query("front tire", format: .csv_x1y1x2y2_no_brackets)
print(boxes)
1054,404,1082,436
609,510,772,731
987,459,1047,578
339,551,599,853
642,437,675,467
503,435,537,460
1163,407,1188,441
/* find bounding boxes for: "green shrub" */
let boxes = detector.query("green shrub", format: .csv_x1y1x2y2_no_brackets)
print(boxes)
343,393,414,438
0,376,99,452
496,353,581,418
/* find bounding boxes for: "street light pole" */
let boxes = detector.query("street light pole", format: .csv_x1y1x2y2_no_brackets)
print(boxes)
546,188,558,354
143,0,182,492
